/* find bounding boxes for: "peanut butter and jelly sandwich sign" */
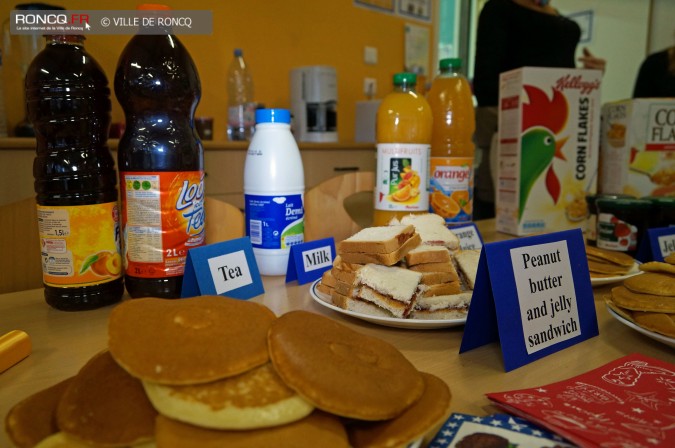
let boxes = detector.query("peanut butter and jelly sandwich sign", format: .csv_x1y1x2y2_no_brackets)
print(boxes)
460,229,598,371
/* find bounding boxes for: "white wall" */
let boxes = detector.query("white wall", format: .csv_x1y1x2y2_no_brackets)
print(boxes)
557,0,650,103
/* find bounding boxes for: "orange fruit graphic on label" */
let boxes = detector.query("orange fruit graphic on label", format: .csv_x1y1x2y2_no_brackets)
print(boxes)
392,184,413,202
86,251,122,277
431,191,460,218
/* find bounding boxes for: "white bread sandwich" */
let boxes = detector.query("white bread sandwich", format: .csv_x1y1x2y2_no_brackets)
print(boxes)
419,281,461,298
338,225,421,266
419,271,456,286
404,244,451,266
393,214,459,251
316,270,337,299
331,291,394,318
353,264,424,318
330,255,363,284
454,249,480,290
411,292,472,320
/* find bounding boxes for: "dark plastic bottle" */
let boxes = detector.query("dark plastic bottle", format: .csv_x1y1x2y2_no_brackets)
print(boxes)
26,35,124,311
115,12,205,299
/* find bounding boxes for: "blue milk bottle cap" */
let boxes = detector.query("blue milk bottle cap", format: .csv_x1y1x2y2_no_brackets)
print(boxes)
255,109,291,124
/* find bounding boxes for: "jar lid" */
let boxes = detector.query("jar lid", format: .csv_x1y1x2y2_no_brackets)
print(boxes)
596,197,653,210
255,108,290,124
642,196,675,207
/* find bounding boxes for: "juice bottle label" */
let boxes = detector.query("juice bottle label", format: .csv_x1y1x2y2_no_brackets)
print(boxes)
37,202,122,287
121,171,205,279
245,193,304,249
375,143,430,212
429,156,474,223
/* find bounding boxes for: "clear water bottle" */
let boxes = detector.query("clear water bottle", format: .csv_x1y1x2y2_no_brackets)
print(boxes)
244,109,305,275
227,48,255,141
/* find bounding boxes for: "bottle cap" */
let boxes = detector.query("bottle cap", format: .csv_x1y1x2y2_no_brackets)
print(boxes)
256,109,290,124
234,48,243,57
440,58,462,70
393,72,416,86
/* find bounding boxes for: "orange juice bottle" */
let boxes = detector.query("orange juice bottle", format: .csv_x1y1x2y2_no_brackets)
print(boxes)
427,58,475,224
373,73,432,226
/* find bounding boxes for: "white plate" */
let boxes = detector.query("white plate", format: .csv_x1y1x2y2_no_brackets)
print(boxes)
590,262,642,287
607,306,675,349
309,279,466,330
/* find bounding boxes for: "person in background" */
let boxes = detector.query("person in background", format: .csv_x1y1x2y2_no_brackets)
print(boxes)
633,38,675,98
472,0,606,219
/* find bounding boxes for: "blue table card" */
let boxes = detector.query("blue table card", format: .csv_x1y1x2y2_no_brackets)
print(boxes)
635,226,675,262
181,237,264,300
450,223,483,250
286,238,336,284
460,229,598,372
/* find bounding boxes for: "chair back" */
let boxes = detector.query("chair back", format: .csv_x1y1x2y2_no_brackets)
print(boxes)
0,197,42,294
304,171,375,243
205,197,245,244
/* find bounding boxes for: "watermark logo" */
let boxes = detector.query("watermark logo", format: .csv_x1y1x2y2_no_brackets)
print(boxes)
10,10,212,35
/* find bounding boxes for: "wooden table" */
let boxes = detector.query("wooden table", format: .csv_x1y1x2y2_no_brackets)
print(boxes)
1,221,674,446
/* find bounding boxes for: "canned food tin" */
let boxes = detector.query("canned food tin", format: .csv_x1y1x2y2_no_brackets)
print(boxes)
596,197,653,256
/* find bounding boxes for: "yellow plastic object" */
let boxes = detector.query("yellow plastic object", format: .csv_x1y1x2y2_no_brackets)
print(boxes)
0,330,32,373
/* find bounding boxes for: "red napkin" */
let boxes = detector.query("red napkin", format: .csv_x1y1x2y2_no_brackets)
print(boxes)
488,353,675,448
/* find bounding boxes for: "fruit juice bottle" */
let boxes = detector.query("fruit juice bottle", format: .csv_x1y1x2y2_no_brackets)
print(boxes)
27,35,123,310
373,73,432,226
427,58,475,224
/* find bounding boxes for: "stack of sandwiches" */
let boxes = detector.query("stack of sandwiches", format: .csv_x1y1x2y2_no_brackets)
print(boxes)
317,213,480,320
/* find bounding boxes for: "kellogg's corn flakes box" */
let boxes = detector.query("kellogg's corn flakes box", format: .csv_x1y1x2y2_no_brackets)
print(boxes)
599,98,675,198
496,67,602,235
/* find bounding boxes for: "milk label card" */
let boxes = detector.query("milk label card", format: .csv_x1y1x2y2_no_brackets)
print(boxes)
181,237,264,300
450,223,483,251
635,226,675,262
286,238,335,284
460,229,598,371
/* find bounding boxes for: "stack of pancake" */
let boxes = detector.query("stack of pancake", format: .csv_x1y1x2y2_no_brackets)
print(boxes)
606,254,675,338
585,245,636,278
5,296,452,447
317,213,479,320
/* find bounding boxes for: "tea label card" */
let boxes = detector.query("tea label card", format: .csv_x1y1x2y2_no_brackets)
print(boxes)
460,229,598,371
181,237,264,299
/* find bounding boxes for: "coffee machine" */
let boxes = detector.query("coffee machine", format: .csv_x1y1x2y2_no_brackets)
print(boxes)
290,66,337,142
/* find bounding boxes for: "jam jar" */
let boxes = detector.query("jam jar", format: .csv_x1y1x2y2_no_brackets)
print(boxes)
596,197,653,257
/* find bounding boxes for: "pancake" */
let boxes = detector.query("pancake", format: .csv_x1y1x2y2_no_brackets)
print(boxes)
143,363,314,430
640,261,675,275
154,411,349,448
611,286,675,313
33,432,98,447
587,259,633,275
624,272,675,296
5,378,72,448
585,245,634,267
665,253,675,264
56,350,157,446
108,296,276,385
348,372,452,448
267,310,424,420
632,311,675,338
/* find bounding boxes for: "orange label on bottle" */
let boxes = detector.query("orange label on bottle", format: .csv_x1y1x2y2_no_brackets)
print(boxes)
429,156,474,223
121,171,205,279
37,202,122,287
375,143,430,212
